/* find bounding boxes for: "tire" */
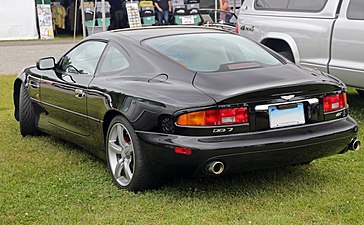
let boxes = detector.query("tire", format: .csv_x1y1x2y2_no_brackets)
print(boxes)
19,83,40,137
106,115,158,191
278,51,294,63
357,89,364,98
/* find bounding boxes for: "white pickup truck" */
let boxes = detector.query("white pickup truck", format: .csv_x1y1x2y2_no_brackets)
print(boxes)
237,0,364,96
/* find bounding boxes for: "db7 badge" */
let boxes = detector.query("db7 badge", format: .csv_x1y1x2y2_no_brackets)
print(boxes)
213,128,234,133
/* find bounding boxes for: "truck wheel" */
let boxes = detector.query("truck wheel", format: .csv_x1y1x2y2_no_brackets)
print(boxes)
19,83,40,137
106,115,159,191
357,89,364,98
278,51,294,62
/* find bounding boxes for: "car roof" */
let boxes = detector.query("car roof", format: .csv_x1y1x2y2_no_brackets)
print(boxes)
95,26,230,42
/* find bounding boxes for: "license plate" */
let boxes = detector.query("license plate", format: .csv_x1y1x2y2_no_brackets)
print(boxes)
181,16,194,24
269,103,305,128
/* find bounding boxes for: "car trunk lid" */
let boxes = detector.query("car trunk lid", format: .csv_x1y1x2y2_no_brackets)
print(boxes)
193,64,342,104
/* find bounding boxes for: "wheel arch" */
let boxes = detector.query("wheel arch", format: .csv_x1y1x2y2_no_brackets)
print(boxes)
102,110,135,142
260,33,301,65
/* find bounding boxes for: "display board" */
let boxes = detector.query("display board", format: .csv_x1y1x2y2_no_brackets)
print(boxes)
126,2,142,28
37,4,54,39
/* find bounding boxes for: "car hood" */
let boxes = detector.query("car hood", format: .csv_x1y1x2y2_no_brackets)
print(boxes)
193,64,344,104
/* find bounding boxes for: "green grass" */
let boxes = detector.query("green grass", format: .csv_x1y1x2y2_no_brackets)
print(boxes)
1,74,363,224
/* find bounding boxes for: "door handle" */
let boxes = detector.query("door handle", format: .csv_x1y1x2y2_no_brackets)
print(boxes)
29,80,39,89
75,89,85,98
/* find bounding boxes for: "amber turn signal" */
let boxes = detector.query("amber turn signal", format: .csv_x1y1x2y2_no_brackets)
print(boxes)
176,107,249,126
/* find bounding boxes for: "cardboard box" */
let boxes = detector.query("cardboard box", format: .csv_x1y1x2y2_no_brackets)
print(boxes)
186,3,199,9
140,1,154,8
172,0,184,6
82,2,94,8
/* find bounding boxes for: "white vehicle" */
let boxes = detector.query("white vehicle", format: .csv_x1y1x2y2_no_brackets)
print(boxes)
237,0,364,96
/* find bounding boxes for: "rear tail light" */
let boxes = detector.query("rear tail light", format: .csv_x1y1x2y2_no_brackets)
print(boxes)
176,107,249,126
235,23,239,33
323,92,347,113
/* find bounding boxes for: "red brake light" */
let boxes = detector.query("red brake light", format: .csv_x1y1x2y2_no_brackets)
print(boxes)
235,23,239,33
174,147,192,155
323,93,347,113
176,107,249,126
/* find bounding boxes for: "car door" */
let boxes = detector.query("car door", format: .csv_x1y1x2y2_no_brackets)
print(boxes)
329,0,364,88
40,40,107,136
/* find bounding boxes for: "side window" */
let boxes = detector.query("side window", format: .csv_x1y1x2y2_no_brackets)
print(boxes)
347,0,364,20
287,0,327,11
255,0,327,12
60,41,106,75
99,44,130,74
255,0,289,9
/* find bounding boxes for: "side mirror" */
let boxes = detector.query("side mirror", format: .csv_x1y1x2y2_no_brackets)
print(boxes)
36,57,55,70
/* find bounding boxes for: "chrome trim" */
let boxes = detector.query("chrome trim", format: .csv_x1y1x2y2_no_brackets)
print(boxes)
255,98,319,111
323,106,348,115
280,95,295,100
174,122,249,128
31,98,103,123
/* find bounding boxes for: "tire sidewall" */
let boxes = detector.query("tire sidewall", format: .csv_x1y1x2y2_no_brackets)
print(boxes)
19,84,28,122
19,83,39,136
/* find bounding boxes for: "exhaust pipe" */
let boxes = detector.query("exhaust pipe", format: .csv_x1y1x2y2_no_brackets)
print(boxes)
349,139,361,151
206,161,225,175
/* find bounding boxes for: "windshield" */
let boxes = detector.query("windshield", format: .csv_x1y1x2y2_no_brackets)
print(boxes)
143,33,282,72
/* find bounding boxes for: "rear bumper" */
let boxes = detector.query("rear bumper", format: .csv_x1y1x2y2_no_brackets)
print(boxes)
136,116,358,177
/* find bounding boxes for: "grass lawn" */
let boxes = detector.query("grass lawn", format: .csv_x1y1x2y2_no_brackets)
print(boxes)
1,74,363,224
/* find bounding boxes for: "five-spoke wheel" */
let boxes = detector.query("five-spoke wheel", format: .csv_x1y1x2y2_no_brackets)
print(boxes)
106,116,156,191
107,122,135,187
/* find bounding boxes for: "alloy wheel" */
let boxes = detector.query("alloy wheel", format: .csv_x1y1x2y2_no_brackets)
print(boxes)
107,122,135,187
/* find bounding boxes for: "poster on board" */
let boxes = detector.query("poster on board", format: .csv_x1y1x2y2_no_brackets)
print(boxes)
37,4,54,39
126,2,142,28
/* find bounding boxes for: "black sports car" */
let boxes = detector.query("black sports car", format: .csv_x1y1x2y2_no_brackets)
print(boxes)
14,26,360,191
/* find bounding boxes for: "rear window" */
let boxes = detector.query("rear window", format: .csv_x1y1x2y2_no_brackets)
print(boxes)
143,33,281,72
347,0,364,20
255,0,328,12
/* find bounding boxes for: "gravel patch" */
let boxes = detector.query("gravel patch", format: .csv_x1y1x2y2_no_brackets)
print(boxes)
0,40,78,75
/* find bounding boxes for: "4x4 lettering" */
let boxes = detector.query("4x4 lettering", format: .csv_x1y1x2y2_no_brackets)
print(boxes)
241,25,254,32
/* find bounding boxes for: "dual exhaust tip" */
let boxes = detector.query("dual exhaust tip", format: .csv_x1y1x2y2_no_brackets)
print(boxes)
206,161,225,175
349,138,361,151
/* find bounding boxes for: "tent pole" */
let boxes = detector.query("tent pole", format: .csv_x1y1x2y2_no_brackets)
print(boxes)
214,0,217,22
92,0,97,34
102,0,106,31
81,0,86,38
73,0,78,41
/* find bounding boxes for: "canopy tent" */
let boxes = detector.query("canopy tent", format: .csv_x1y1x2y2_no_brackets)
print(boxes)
0,0,39,40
